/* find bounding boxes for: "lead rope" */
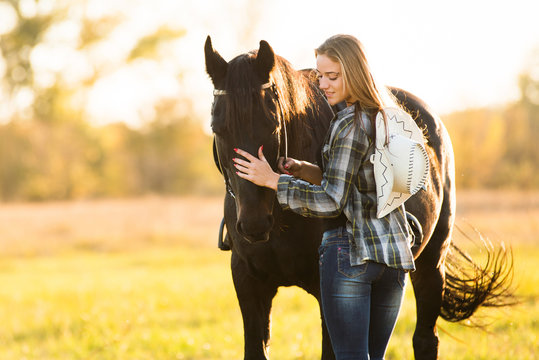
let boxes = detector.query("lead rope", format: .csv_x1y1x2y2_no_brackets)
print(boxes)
272,84,288,162
283,118,288,161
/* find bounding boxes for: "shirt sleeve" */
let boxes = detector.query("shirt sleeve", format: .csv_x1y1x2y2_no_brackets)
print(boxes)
276,116,368,218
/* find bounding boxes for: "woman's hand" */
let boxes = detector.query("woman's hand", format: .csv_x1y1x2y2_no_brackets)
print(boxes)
278,157,303,177
233,146,280,190
278,157,323,185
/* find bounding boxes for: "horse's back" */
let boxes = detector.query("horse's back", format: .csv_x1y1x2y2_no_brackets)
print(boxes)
390,87,456,260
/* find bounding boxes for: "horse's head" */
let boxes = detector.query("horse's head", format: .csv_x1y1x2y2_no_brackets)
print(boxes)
205,36,291,243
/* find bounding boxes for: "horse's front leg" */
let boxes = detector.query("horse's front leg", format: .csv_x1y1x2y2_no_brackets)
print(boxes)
231,252,277,360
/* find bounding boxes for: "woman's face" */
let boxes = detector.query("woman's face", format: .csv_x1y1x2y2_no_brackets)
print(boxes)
316,54,349,106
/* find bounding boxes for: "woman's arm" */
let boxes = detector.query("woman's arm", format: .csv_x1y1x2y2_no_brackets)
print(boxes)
276,117,366,217
232,149,324,189
234,114,367,219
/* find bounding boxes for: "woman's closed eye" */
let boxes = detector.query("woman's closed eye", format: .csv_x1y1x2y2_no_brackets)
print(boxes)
315,71,341,81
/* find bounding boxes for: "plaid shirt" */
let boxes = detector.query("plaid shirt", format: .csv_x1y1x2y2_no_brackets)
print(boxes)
277,105,415,271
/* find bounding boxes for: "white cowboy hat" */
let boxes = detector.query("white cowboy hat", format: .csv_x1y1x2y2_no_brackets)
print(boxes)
370,107,430,218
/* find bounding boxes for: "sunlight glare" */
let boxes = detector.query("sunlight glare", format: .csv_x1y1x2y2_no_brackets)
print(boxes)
31,43,94,88
45,20,81,46
0,2,17,35
18,0,37,18
14,87,34,118
87,60,180,127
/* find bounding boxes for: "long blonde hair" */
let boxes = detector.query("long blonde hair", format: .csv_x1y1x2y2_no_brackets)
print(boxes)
315,34,395,143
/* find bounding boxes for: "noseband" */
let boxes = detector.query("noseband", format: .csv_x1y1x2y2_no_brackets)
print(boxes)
212,82,288,198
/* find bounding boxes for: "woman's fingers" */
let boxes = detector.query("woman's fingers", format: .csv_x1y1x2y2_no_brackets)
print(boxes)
257,146,266,161
232,146,279,190
234,162,250,173
277,157,286,173
235,170,249,180
233,157,250,167
233,148,256,176
234,148,255,162
233,147,267,176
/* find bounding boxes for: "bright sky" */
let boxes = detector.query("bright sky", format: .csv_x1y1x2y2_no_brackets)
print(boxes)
192,0,539,119
1,0,539,128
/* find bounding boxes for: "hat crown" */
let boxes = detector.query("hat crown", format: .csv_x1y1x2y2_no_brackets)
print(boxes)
372,107,430,218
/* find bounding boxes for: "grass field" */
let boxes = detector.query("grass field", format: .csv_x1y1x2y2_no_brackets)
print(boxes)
0,191,537,359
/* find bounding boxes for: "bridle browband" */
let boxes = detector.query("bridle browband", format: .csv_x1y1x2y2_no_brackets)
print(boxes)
213,82,273,96
212,82,288,198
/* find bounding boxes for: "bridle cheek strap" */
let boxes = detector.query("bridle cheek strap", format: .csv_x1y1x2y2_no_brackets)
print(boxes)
212,82,288,198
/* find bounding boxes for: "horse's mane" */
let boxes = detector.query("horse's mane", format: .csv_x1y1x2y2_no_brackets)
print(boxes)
224,50,330,159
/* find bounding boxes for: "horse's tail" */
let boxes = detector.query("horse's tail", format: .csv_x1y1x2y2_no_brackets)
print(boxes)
440,225,517,323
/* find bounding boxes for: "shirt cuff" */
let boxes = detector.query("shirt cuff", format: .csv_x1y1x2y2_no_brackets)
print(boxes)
276,174,293,209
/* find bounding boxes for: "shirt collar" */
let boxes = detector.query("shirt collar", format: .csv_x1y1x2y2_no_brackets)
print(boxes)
336,103,355,118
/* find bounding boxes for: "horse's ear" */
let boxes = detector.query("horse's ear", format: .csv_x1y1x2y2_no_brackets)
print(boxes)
204,35,228,87
255,40,275,83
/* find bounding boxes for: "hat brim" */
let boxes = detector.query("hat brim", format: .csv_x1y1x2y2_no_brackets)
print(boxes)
373,146,413,218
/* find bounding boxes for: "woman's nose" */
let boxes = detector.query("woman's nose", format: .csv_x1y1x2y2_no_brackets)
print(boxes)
319,77,328,89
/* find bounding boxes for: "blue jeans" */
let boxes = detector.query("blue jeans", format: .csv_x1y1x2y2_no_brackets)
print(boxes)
319,227,407,360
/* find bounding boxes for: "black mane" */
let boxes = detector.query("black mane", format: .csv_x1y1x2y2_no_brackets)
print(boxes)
223,51,330,159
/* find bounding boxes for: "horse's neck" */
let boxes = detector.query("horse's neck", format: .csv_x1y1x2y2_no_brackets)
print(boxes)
288,96,333,163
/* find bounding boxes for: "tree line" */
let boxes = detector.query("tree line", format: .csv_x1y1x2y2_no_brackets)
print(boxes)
0,104,222,201
444,69,538,189
1,74,535,202
0,0,536,201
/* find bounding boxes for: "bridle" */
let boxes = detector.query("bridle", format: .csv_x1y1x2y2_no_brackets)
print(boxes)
212,82,288,199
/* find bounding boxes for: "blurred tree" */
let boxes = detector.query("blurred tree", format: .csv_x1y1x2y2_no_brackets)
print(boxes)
128,26,186,61
445,108,506,188
0,0,59,95
445,47,539,189
0,121,32,199
0,0,533,201
498,55,539,188
126,98,221,196
0,0,222,201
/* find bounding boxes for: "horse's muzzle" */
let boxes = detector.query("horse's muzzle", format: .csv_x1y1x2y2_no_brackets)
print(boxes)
241,232,270,243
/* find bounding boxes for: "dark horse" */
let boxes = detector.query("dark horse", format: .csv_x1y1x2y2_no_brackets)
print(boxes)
205,36,513,359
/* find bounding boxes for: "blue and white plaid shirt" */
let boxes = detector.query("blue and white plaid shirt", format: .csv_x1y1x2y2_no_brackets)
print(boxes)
277,105,415,271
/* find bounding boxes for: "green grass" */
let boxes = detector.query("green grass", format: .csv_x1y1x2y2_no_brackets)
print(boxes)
0,244,537,359
0,192,537,359
0,248,238,359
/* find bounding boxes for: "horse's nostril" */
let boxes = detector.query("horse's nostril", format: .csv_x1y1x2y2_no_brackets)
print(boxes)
236,217,273,243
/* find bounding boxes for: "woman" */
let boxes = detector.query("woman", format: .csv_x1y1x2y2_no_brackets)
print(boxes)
233,34,415,360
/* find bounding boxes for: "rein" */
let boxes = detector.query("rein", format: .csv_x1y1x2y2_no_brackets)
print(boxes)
212,82,288,198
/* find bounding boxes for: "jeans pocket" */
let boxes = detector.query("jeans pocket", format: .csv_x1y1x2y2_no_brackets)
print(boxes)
337,246,368,278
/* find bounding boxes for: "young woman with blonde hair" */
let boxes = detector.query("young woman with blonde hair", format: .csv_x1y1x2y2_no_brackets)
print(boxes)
233,34,415,359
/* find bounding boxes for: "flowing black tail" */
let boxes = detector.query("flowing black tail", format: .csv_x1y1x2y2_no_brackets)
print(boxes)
440,225,517,322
